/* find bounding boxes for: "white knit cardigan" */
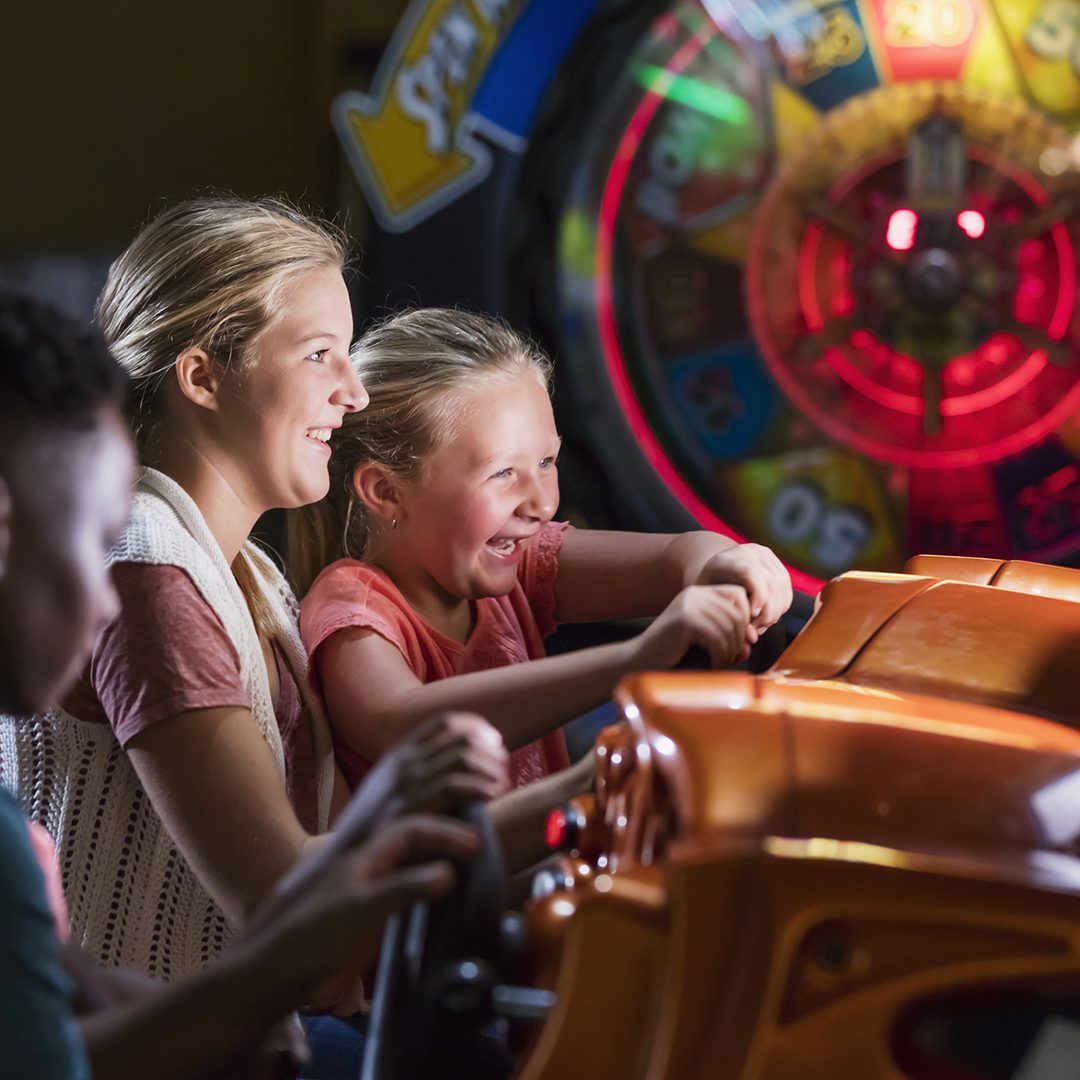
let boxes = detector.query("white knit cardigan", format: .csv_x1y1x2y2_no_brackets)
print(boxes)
0,468,334,979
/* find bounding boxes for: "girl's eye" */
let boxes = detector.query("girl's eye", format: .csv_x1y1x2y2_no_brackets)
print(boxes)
304,349,328,363
492,468,512,479
539,456,557,469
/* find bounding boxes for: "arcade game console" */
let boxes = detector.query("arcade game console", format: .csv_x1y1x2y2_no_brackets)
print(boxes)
362,561,1080,1079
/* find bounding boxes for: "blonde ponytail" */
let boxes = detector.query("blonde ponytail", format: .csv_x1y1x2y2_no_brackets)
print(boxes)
287,495,350,600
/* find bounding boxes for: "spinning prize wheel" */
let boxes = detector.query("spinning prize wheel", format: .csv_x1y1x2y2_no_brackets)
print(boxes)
337,0,1080,593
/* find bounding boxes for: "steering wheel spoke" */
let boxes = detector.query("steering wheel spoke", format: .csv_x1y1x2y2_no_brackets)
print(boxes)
362,803,514,1080
1001,319,1075,366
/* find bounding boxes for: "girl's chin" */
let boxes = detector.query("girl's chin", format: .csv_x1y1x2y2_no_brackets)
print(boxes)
278,476,330,510
473,563,521,597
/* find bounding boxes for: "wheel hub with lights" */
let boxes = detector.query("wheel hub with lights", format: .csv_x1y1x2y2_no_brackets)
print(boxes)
748,82,1079,461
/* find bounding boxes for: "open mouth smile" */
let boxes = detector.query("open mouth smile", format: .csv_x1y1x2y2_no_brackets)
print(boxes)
485,531,538,560
305,427,333,452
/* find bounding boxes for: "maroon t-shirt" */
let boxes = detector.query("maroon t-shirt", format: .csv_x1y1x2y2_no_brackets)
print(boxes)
62,563,319,833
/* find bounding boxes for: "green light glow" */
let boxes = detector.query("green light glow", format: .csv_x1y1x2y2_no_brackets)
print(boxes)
636,63,752,125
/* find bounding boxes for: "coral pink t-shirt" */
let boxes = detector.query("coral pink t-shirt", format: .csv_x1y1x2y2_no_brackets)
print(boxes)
62,563,320,833
300,521,572,790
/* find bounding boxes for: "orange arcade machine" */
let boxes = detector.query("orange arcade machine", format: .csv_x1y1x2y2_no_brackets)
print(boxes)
364,560,1080,1079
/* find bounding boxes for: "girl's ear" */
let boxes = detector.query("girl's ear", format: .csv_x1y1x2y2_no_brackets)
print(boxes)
174,347,222,410
352,462,404,523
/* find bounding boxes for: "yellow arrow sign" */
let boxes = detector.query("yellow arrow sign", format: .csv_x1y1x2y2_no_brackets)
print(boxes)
334,0,523,232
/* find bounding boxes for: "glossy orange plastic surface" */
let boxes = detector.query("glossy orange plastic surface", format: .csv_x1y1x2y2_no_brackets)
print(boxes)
517,564,1080,1078
766,572,936,681
905,554,1080,603
778,574,1080,723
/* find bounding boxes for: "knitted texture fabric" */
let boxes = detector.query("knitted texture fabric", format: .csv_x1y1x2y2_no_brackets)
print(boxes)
0,468,334,979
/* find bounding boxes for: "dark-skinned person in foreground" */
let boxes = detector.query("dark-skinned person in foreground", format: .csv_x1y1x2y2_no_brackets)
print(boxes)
0,289,509,1079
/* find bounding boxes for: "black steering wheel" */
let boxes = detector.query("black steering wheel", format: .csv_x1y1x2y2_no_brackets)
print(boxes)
360,802,514,1080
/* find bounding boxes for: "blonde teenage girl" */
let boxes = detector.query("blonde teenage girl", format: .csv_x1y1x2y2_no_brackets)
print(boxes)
0,204,507,987
291,308,792,847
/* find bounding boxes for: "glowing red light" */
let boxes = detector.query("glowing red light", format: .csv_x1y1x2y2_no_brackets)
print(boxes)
886,209,918,251
545,808,568,849
957,209,986,239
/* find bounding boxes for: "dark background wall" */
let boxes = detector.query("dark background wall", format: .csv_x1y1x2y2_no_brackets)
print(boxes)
0,1,408,313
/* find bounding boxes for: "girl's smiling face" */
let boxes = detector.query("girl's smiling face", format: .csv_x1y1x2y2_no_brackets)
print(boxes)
213,263,366,514
387,370,561,628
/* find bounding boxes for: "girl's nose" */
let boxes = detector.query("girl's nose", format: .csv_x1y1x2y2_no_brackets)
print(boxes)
520,471,558,521
333,358,369,413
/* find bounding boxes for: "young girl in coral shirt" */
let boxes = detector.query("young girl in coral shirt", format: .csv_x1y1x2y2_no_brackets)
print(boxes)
292,308,791,867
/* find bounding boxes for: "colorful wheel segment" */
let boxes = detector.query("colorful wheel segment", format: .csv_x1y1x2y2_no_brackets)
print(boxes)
552,0,1080,592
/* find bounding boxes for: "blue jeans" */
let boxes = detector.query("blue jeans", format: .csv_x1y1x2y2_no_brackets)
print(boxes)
298,1015,366,1080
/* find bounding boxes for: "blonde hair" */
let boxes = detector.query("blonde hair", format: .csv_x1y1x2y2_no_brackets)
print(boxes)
288,307,552,596
97,196,349,634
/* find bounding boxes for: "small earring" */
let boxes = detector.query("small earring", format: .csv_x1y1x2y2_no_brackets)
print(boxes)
391,517,397,530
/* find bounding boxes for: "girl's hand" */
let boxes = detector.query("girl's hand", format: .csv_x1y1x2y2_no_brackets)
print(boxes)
693,544,792,632
331,712,510,851
632,585,752,671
